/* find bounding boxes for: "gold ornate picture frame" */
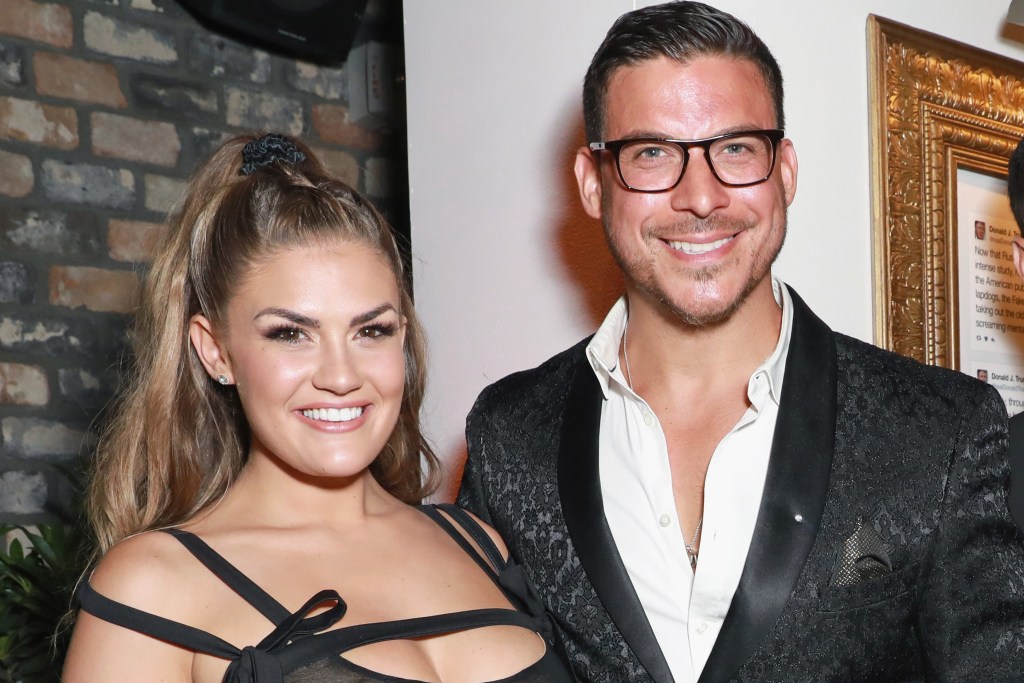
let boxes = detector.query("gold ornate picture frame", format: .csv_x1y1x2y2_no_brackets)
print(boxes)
869,16,1024,368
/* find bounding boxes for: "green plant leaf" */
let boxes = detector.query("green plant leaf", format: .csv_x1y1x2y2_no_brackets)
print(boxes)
0,515,90,680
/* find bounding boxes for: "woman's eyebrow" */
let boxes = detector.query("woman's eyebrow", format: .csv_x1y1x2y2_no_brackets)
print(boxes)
351,303,397,327
253,308,320,328
253,304,397,328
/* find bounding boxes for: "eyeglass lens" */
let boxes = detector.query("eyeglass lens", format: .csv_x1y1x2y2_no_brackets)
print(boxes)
617,133,775,191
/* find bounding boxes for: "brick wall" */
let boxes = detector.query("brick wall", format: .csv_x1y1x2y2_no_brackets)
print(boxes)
0,0,408,524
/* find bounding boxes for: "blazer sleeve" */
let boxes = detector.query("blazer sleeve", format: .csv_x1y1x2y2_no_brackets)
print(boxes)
918,384,1024,679
456,390,496,527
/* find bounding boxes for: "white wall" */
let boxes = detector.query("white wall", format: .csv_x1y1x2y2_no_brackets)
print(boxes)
404,1,1024,498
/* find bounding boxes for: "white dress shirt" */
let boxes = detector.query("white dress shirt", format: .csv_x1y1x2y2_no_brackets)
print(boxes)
585,277,794,683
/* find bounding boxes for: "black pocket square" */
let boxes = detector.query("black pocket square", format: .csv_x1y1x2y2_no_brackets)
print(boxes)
830,518,893,586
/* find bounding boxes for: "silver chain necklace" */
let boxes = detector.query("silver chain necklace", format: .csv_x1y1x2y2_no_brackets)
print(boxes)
622,316,703,570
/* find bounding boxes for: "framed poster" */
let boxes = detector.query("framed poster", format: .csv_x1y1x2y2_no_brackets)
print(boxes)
869,16,1024,412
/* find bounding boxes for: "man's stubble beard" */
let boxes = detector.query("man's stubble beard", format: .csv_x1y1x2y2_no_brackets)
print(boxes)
603,210,788,327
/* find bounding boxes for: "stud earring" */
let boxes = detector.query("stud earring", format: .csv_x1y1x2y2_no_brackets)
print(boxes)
217,374,230,385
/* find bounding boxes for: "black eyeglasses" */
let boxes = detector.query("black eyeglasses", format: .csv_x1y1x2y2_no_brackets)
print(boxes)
589,129,785,193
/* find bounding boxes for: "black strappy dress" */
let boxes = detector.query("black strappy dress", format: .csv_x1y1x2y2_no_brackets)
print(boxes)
77,504,575,683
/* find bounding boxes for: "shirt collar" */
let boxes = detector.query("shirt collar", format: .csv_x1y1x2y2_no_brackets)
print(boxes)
586,297,629,399
585,276,794,405
759,276,792,406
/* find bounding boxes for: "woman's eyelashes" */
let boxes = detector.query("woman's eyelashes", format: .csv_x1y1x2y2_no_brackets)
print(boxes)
259,318,400,344
357,320,399,340
262,324,308,344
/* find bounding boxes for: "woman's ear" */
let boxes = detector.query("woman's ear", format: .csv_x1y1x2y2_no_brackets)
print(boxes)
189,314,232,383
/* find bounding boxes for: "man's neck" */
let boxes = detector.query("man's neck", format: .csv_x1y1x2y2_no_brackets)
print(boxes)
621,277,783,394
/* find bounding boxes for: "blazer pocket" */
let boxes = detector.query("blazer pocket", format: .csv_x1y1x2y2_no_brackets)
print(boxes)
817,560,920,613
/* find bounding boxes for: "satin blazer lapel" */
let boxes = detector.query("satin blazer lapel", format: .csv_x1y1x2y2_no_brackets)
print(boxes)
699,287,838,683
558,356,675,683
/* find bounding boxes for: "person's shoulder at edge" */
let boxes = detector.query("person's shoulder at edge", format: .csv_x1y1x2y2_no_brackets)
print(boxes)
87,530,196,610
832,330,1002,408
64,530,198,682
471,336,593,416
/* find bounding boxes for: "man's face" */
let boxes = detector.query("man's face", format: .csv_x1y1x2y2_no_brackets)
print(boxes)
574,55,797,325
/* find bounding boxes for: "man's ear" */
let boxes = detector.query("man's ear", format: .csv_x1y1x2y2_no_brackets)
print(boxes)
574,146,604,220
777,137,798,207
1013,236,1024,281
189,314,232,383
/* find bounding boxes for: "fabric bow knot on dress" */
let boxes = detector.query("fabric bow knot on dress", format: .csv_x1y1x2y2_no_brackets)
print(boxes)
224,645,283,683
223,589,347,683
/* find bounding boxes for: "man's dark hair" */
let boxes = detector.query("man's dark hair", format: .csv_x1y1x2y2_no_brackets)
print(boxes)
582,1,784,143
1009,138,1024,233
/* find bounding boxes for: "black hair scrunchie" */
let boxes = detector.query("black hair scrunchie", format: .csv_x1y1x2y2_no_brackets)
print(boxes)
240,133,306,176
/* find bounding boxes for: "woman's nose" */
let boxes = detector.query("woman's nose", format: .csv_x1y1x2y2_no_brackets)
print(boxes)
311,343,362,394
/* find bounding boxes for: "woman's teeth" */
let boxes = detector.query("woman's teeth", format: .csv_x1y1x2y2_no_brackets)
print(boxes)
302,407,364,422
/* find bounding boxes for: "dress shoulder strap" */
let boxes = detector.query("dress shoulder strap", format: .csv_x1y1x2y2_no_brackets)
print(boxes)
418,505,550,625
162,529,291,625
435,503,507,568
76,579,239,658
78,578,347,680
417,504,506,577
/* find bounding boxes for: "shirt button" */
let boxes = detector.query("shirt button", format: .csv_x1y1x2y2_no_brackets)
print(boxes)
658,514,671,527
643,412,654,426
696,622,708,635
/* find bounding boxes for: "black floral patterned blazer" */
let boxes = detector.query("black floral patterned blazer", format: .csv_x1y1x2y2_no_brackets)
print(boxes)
458,286,1024,682
1008,412,1024,527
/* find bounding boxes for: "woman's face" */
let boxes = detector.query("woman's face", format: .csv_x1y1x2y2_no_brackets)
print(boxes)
191,241,406,481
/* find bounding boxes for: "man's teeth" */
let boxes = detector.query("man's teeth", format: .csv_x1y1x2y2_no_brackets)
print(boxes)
669,235,733,255
302,407,364,422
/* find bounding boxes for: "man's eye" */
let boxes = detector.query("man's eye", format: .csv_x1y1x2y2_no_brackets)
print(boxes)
721,143,752,155
639,146,667,158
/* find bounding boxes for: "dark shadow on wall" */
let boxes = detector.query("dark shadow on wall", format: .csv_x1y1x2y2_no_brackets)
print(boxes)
550,107,623,331
432,103,622,506
434,438,467,505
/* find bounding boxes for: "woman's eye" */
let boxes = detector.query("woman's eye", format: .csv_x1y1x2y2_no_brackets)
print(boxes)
264,325,307,344
358,322,398,339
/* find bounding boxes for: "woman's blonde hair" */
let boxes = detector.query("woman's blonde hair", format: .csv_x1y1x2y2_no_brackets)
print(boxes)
87,133,438,555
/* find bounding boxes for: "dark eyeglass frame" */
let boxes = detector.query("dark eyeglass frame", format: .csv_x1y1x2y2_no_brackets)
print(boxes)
589,129,785,193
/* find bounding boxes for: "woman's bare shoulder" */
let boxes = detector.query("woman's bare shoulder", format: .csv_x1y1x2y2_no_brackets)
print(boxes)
88,529,197,608
65,531,198,682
